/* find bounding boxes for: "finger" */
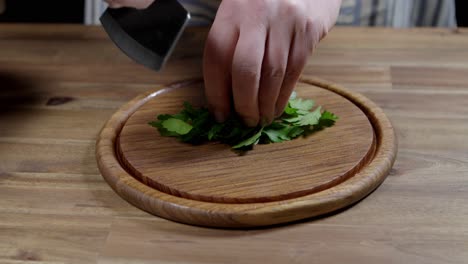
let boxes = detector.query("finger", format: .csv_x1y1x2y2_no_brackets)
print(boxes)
258,25,291,125
105,0,123,8
106,0,154,9
231,26,267,127
203,18,239,122
275,24,310,117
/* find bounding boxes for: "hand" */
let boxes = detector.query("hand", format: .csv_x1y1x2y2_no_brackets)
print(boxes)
204,0,341,126
104,0,154,9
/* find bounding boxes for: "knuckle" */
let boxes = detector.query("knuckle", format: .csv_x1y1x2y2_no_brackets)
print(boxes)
263,65,286,80
251,0,269,15
305,17,328,40
284,66,303,81
234,62,260,79
305,18,315,33
283,0,301,16
107,2,120,8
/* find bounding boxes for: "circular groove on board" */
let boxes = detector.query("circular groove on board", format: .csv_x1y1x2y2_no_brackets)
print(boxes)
117,81,376,204
96,78,397,228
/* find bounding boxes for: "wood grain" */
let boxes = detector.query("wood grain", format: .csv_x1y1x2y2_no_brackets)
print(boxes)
96,77,395,227
1,25,468,263
118,80,376,204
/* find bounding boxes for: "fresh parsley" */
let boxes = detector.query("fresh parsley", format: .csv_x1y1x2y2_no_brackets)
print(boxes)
149,92,339,151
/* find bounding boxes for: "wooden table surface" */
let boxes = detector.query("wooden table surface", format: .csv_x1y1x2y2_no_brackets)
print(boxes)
0,25,467,264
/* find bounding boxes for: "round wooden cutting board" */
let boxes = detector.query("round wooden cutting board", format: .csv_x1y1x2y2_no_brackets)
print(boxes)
96,78,397,228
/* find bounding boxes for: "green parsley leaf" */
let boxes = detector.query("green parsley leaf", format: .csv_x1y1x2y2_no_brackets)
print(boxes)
296,106,322,126
321,111,339,122
284,104,297,115
149,95,338,152
232,128,263,149
263,128,291,143
289,98,315,112
288,126,305,138
207,123,224,140
161,118,193,135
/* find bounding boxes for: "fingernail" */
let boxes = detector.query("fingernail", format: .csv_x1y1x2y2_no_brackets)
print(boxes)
260,116,271,126
214,111,227,123
244,117,258,127
274,108,283,118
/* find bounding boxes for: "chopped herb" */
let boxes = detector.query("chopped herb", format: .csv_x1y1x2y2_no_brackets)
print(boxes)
149,93,338,151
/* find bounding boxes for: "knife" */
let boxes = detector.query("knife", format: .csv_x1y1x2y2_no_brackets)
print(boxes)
100,0,191,71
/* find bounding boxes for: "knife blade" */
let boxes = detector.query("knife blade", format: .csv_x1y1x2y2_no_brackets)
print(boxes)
100,0,190,71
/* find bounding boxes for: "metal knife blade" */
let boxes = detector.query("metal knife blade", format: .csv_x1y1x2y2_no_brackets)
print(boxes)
100,0,190,71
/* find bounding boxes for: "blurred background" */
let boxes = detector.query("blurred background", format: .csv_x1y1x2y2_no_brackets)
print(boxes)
0,0,466,27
